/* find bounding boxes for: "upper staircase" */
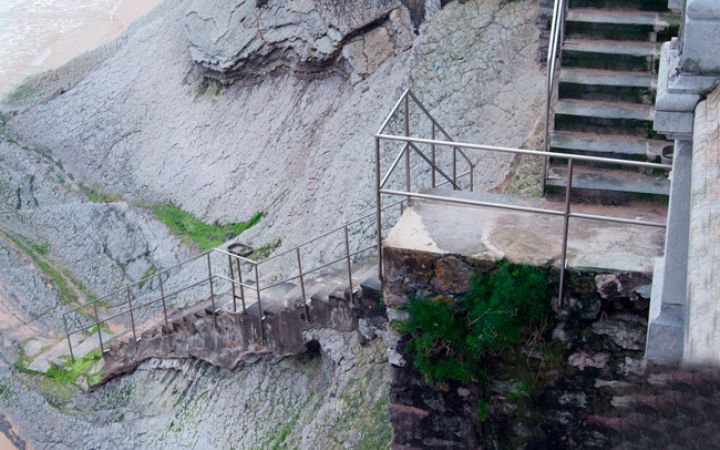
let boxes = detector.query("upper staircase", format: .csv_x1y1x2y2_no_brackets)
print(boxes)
545,0,679,201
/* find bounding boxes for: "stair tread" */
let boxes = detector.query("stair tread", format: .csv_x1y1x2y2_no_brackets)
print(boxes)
559,68,654,88
556,99,654,121
551,131,669,157
563,38,660,57
566,8,679,28
547,166,670,196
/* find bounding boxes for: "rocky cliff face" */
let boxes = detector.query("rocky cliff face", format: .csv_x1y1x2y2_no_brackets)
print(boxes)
0,0,546,447
2,0,544,267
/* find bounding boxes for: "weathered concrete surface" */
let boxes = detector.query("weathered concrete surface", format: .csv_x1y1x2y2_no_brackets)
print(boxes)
683,85,720,365
384,190,666,273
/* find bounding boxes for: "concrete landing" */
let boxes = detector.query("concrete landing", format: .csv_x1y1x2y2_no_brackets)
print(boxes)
385,190,666,273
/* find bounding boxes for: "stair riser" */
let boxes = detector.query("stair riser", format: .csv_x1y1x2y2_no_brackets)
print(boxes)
545,184,669,204
549,147,654,167
568,0,669,12
562,50,655,72
554,114,653,136
549,158,655,172
559,82,654,104
565,22,678,42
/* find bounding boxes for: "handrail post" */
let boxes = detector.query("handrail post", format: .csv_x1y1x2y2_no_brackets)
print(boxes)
453,147,458,190
344,225,354,300
431,123,436,188
375,136,384,282
92,302,104,357
126,287,137,345
404,94,411,202
557,158,574,309
207,253,217,327
470,163,474,192
228,255,238,313
159,274,170,332
63,315,74,362
296,247,309,322
254,264,265,343
237,259,247,314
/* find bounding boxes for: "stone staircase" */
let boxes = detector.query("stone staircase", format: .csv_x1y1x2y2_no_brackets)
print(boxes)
546,0,679,201
101,263,382,380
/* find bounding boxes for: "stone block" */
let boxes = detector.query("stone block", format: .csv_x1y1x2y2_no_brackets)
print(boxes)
681,0,720,73
653,111,695,136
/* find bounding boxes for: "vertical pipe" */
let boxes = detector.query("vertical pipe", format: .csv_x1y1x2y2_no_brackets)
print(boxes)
228,255,237,313
159,274,169,332
375,136,383,282
404,95,411,199
470,163,474,192
127,287,137,345
254,264,265,342
237,259,246,314
207,253,217,327
431,123,436,188
557,159,574,308
93,302,104,357
453,147,458,190
344,225,354,300
63,315,74,362
296,247,309,322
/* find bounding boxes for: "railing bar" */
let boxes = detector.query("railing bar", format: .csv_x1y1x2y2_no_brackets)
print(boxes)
375,134,672,169
228,255,238,313
159,274,169,332
344,225,354,299
557,159,574,308
380,144,410,189
296,247,309,322
127,287,137,344
569,212,667,228
376,89,410,135
63,315,74,362
408,143,460,190
380,189,566,216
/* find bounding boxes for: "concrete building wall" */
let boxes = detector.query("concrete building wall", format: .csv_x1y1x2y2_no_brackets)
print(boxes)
684,85,720,364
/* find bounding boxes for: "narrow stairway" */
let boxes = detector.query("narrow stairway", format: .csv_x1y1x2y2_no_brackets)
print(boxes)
546,0,679,201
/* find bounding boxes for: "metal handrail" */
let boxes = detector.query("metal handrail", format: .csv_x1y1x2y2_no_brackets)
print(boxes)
61,194,406,361
542,0,569,193
374,101,671,307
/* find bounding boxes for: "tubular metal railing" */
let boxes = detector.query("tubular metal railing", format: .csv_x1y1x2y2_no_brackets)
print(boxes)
374,90,671,306
542,0,569,193
62,200,405,361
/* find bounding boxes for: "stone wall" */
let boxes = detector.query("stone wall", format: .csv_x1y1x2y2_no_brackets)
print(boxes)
383,247,720,448
683,85,720,364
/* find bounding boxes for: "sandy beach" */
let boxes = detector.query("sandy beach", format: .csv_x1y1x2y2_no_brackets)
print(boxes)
0,0,164,97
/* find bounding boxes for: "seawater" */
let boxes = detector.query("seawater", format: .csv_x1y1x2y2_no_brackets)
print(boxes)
0,0,122,97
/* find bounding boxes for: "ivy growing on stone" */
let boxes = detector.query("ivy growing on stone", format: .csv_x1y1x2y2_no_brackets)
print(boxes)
398,260,551,383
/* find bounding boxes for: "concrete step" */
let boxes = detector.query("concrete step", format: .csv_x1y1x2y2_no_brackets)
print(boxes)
565,8,679,41
554,99,655,136
546,165,670,199
562,38,660,71
550,131,669,163
558,68,655,103
569,0,670,12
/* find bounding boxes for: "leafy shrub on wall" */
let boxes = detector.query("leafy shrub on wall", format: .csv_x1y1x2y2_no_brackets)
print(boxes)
397,260,551,383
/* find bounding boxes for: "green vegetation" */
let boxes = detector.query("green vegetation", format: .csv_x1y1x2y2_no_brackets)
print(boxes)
45,349,104,387
151,204,263,251
397,260,550,383
0,228,78,304
5,80,36,104
78,184,124,203
138,266,158,289
476,399,490,422
250,238,282,261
